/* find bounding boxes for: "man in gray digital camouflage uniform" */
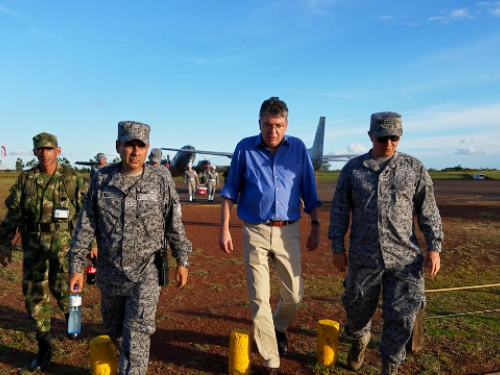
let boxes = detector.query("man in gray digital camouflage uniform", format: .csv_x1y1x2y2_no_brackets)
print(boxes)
90,152,107,180
328,112,443,375
66,121,192,375
206,164,219,202
147,148,162,167
184,162,199,202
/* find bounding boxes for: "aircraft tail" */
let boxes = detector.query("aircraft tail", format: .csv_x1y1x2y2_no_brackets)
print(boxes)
309,116,325,161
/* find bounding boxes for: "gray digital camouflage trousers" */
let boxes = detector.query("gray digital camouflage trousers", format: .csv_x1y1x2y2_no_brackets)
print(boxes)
342,260,425,364
100,275,160,375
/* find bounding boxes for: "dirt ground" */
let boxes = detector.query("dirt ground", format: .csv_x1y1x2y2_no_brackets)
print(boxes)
0,180,499,374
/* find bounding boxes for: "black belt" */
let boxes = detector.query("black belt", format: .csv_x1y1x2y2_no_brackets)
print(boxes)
265,221,296,227
25,222,71,232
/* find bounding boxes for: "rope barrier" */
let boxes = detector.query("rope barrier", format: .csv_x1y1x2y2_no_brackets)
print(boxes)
426,308,500,319
425,283,500,293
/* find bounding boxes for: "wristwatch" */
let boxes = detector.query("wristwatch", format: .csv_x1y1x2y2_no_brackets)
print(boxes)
311,220,320,226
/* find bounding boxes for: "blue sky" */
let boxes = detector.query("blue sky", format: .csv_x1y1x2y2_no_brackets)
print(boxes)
1,0,499,171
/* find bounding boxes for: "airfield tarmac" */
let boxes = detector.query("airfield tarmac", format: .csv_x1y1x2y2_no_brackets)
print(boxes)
0,179,499,374
176,179,500,205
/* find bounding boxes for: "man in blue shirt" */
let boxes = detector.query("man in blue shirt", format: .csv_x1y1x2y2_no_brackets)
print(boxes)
219,97,321,374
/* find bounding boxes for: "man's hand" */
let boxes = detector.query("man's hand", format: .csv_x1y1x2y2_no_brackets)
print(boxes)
0,252,12,268
218,228,234,254
425,251,441,277
332,252,348,272
67,273,84,293
176,266,188,289
87,248,98,260
306,225,320,252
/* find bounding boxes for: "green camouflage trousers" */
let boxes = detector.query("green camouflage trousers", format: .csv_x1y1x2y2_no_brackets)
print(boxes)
22,250,70,333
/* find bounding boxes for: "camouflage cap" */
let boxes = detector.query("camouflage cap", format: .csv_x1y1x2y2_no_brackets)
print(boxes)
370,112,403,137
117,121,150,145
148,148,162,163
96,152,106,161
33,132,58,149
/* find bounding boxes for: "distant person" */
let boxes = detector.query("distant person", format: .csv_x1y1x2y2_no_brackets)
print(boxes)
219,97,321,374
0,132,89,371
66,121,192,375
184,162,199,202
90,152,107,180
148,148,162,167
206,164,219,202
328,112,443,375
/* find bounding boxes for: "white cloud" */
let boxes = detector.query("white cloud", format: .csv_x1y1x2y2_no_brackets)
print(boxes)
428,16,446,21
380,15,394,20
454,147,485,154
492,7,500,16
306,0,335,15
30,28,56,38
332,142,368,155
428,8,471,23
450,8,469,18
347,142,368,153
10,149,30,155
0,5,22,18
405,103,500,132
460,138,473,145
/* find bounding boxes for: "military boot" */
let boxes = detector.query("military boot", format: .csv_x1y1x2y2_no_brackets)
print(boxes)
381,360,399,375
30,332,52,371
346,331,370,371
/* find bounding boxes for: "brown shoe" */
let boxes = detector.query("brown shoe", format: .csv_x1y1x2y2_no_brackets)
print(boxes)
381,360,399,375
346,331,371,371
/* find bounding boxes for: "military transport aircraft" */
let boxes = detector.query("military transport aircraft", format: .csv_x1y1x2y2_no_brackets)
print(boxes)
160,146,229,177
161,117,357,173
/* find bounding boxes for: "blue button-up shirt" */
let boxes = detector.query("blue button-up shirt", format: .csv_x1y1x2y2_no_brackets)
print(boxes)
221,134,321,224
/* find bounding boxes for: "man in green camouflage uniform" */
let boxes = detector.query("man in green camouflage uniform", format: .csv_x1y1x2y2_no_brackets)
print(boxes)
0,132,89,371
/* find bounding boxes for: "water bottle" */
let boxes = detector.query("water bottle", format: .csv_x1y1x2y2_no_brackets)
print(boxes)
67,286,82,339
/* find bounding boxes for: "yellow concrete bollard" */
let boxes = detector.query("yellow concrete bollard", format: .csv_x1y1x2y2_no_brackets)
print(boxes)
89,335,118,375
229,329,252,375
317,319,339,366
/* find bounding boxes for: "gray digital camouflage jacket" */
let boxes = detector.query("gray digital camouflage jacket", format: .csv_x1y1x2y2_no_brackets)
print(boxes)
328,151,443,269
66,163,192,287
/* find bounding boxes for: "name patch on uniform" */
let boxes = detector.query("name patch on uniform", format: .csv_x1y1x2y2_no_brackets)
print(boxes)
353,170,369,180
137,194,159,201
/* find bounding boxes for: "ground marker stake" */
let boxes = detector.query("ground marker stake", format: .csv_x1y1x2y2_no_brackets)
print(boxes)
89,335,118,375
317,319,339,366
229,329,252,375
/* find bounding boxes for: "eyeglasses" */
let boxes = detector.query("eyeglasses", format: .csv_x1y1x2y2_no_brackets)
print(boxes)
262,124,286,130
376,136,400,143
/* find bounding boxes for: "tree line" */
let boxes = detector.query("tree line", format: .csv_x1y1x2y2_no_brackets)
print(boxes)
14,156,121,172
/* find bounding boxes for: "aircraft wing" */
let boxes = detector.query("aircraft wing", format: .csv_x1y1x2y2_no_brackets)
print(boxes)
75,161,97,166
161,147,233,158
322,154,358,161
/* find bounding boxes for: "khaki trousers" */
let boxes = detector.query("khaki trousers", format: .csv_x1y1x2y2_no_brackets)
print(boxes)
242,222,303,369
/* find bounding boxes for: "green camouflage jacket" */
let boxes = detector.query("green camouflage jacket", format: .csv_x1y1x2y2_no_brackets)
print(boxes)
0,164,89,258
